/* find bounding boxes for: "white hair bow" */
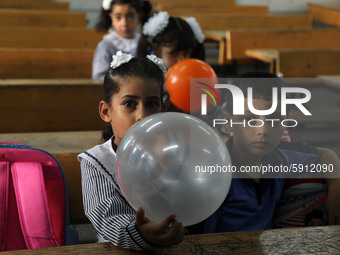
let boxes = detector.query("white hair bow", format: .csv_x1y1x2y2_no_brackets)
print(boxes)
185,17,205,44
143,11,169,37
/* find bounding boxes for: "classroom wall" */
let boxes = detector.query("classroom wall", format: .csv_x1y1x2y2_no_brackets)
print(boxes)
54,0,340,28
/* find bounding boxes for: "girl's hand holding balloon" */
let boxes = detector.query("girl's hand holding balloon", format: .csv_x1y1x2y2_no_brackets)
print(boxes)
136,207,184,247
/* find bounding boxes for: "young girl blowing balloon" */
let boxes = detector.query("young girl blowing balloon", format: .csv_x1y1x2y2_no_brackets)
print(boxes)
78,51,184,251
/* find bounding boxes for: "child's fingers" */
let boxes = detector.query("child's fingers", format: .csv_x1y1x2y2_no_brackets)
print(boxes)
173,222,185,244
163,218,179,240
136,207,147,226
158,214,176,232
166,221,184,245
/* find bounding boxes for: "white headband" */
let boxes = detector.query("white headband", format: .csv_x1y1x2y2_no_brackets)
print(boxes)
110,51,167,72
102,0,112,11
185,17,205,44
143,11,169,37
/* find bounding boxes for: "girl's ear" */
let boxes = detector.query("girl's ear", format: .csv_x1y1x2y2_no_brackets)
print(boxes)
153,44,161,57
99,100,112,123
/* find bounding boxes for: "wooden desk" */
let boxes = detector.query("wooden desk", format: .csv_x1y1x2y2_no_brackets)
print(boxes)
245,49,278,73
0,79,103,132
245,48,340,78
308,3,340,27
2,226,340,254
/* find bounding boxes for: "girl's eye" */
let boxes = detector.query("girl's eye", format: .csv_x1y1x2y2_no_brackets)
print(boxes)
127,14,136,20
124,101,137,108
147,101,161,109
169,51,177,56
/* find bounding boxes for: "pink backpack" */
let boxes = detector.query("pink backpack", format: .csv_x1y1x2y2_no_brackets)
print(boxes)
0,142,78,251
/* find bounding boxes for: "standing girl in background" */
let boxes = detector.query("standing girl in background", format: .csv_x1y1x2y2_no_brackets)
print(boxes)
92,0,152,80
137,11,206,69
78,51,184,251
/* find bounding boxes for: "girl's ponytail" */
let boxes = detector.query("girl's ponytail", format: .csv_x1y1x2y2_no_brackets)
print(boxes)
137,34,153,58
140,0,152,25
95,9,113,32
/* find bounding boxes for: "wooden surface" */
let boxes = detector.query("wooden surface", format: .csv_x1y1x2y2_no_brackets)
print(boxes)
308,3,340,27
278,48,340,78
227,28,340,60
0,0,69,10
151,0,235,5
0,79,104,132
55,152,88,223
191,14,312,31
0,9,86,28
0,48,94,78
245,48,340,77
157,5,268,16
0,130,102,154
2,226,340,254
0,27,104,48
245,49,278,73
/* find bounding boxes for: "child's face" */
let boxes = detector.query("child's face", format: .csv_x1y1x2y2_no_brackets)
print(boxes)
227,97,285,161
110,4,139,39
155,43,191,69
100,76,162,147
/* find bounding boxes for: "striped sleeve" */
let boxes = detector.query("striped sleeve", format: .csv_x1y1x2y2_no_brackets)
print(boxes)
80,159,157,251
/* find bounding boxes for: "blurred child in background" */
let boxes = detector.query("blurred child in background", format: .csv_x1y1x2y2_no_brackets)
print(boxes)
137,11,205,69
92,0,152,80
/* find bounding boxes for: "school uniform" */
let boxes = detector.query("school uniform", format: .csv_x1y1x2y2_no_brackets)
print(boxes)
204,138,318,233
92,31,140,80
78,138,155,251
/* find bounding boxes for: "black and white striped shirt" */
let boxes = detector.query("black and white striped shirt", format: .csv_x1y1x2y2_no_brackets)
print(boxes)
78,139,156,251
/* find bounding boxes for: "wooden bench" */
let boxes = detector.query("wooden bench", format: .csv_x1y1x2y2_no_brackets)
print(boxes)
226,28,340,60
0,48,94,78
151,0,235,5
0,9,86,28
308,3,340,27
157,4,268,16
190,14,312,31
0,0,69,10
0,131,103,224
0,27,104,49
0,79,104,133
245,48,340,77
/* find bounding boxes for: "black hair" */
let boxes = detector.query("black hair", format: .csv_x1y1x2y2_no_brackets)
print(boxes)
137,16,205,60
225,71,285,114
101,57,166,141
95,0,151,32
304,209,326,226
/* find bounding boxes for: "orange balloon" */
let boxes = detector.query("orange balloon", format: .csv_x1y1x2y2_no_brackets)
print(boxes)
166,59,218,113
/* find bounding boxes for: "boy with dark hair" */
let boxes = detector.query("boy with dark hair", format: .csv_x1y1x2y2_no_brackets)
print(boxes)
204,71,340,233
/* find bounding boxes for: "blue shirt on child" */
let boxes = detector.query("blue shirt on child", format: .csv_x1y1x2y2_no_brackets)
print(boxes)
204,139,318,233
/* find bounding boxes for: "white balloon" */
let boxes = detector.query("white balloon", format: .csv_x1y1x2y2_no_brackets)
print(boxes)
116,112,232,226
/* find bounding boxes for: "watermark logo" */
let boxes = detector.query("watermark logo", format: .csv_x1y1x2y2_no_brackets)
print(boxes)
191,78,312,128
196,82,222,115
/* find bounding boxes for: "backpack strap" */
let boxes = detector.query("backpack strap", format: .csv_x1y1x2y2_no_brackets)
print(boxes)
0,162,9,251
11,162,60,249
